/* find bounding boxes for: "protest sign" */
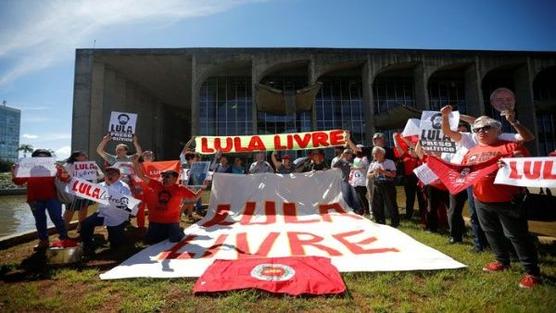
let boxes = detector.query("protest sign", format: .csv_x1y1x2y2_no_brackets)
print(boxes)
495,157,556,188
15,157,57,178
112,162,135,176
195,129,347,155
413,163,439,185
72,161,99,181
490,88,515,112
66,177,141,212
419,111,459,153
401,118,421,137
108,111,137,142
186,161,210,186
100,170,465,280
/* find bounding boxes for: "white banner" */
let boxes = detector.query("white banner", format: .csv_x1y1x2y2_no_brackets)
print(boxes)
109,111,137,142
73,161,99,181
419,110,459,153
15,157,57,178
65,177,141,212
100,170,465,279
113,162,135,176
402,118,421,137
495,157,556,188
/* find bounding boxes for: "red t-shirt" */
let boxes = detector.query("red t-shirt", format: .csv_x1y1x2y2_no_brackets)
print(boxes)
13,176,58,203
463,140,528,203
144,179,197,223
401,152,421,175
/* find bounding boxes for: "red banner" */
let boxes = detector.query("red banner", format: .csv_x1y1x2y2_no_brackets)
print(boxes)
193,256,345,296
427,156,499,195
142,161,181,181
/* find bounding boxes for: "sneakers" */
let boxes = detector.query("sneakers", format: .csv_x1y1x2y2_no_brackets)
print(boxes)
482,261,510,272
519,274,542,289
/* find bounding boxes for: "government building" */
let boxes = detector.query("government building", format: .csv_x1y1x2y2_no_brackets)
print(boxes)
0,102,21,163
71,48,556,160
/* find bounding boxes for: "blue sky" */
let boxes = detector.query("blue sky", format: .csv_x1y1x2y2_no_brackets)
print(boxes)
1,0,555,160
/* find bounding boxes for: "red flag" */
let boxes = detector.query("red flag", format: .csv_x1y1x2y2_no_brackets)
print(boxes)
427,156,499,195
142,160,181,181
193,256,346,296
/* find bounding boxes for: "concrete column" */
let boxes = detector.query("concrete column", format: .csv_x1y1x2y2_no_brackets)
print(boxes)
88,62,105,162
413,63,429,110
191,54,199,136
465,60,484,116
72,50,94,153
251,57,260,133
514,59,539,155
362,59,375,140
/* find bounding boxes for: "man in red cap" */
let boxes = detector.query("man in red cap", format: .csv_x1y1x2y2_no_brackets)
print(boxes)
132,155,204,243
271,151,295,174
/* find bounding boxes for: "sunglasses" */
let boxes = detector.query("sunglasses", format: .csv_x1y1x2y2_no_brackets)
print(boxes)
472,125,493,133
161,173,178,178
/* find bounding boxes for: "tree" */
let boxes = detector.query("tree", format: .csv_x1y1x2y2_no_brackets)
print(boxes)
17,144,34,158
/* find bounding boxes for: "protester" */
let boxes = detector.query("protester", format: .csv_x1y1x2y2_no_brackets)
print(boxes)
132,155,204,243
96,133,143,165
61,151,103,233
347,143,370,215
393,133,426,220
462,116,541,288
330,146,344,168
142,150,155,162
440,104,536,250
271,151,295,174
248,152,274,174
367,146,399,227
210,151,232,173
299,149,329,172
230,157,246,174
80,166,135,255
333,149,363,214
181,151,204,221
11,149,69,250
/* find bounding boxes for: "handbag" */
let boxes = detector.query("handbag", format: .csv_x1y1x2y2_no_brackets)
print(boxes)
522,188,556,222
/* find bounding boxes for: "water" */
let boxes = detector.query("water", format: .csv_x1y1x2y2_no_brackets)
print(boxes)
0,195,53,237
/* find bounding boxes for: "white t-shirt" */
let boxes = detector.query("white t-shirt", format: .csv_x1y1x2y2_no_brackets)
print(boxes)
441,132,521,165
349,156,369,187
97,180,133,227
367,159,396,182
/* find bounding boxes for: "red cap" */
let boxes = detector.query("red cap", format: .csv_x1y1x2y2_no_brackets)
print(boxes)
281,155,291,160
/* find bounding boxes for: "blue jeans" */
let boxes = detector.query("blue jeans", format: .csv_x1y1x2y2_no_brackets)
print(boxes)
467,187,487,250
146,222,184,243
29,199,67,241
81,212,127,249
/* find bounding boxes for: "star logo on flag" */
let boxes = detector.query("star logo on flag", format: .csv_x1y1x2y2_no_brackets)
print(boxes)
250,263,296,282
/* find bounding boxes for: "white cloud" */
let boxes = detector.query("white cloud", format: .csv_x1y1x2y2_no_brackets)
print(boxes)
54,146,72,160
21,132,71,142
22,133,38,139
0,0,263,86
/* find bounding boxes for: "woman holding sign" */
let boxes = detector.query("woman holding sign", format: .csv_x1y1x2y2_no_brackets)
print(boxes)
11,149,69,250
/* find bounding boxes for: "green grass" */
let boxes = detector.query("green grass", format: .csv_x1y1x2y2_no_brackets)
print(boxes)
1,220,555,313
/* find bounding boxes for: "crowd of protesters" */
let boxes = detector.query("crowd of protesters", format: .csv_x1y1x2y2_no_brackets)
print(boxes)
10,88,551,288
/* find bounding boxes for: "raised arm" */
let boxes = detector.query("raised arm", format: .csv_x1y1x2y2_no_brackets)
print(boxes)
459,114,477,125
440,105,463,142
345,132,362,153
502,110,535,142
132,134,143,156
96,133,112,161
271,151,281,169
131,154,150,184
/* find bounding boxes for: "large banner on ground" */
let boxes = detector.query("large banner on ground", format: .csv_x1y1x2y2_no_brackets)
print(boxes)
495,157,556,188
195,130,347,155
100,170,465,279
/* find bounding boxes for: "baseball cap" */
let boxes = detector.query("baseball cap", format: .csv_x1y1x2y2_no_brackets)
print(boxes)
105,166,121,174
281,155,291,160
372,132,385,139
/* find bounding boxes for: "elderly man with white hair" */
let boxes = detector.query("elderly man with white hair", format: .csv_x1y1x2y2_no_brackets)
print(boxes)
367,146,399,227
462,116,541,289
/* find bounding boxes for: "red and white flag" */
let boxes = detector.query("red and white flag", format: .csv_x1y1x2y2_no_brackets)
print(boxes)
193,256,346,296
142,160,181,181
427,156,499,195
495,157,556,188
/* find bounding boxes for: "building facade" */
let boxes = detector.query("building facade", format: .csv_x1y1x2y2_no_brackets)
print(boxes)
71,48,556,161
0,103,21,162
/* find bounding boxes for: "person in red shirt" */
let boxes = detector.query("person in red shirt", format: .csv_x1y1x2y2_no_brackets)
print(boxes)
463,116,541,288
11,149,69,250
132,155,204,243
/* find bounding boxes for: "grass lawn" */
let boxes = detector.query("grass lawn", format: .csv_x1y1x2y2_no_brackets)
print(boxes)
1,190,555,312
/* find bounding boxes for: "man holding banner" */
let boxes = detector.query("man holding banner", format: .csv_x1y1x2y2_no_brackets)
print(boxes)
80,166,137,255
462,116,541,288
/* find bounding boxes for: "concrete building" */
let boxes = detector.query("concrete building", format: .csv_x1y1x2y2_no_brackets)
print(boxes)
0,102,21,163
71,48,556,161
